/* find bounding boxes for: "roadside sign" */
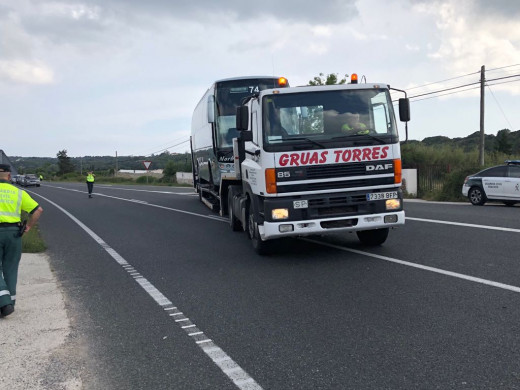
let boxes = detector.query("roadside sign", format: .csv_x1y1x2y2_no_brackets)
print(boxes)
143,161,152,170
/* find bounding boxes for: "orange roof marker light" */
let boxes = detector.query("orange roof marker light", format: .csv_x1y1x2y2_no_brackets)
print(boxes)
351,73,358,84
278,77,288,87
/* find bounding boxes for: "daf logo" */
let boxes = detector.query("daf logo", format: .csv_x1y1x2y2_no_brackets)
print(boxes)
366,163,393,171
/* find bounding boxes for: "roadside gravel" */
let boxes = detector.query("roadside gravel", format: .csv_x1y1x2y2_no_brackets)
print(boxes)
0,253,83,390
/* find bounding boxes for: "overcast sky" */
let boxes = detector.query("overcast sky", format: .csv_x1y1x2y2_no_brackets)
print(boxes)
1,0,520,157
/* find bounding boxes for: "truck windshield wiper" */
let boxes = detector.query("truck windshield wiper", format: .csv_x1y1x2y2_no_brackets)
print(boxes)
284,137,326,148
331,133,388,144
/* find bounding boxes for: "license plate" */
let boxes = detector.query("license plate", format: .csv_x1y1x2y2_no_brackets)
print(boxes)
293,200,308,209
366,191,398,201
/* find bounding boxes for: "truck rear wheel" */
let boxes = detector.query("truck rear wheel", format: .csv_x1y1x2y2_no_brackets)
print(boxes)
247,202,271,255
356,228,389,246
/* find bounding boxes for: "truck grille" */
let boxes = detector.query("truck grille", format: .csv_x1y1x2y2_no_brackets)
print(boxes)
275,160,394,194
306,163,366,179
277,177,393,193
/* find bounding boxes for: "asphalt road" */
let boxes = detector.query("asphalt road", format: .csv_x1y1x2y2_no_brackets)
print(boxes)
25,182,520,390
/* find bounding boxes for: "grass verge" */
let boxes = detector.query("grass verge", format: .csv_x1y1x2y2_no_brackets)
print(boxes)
21,212,46,253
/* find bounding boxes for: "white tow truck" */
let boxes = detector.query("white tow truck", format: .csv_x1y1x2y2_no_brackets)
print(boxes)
192,75,410,254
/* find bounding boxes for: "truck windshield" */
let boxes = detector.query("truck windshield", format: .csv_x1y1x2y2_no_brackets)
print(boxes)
262,88,398,152
215,78,283,148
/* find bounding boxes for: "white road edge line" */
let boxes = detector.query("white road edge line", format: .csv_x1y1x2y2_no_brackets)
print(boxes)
407,217,520,233
303,238,520,294
31,192,264,390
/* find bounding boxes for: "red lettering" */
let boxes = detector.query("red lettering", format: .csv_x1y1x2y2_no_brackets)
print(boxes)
290,154,300,166
279,154,289,166
342,150,351,162
362,148,372,160
352,149,362,161
319,151,328,164
381,146,389,159
334,150,342,163
301,152,310,165
372,147,380,160
309,152,319,164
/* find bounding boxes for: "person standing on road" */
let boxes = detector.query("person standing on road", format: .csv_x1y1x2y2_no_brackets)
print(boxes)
86,171,95,198
0,164,43,318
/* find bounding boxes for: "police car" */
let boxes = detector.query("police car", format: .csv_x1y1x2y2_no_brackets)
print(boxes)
462,160,520,206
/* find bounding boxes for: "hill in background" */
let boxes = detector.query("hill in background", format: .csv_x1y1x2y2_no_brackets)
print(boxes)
410,129,520,155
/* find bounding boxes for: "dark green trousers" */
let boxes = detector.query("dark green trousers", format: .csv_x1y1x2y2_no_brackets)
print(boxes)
0,227,22,307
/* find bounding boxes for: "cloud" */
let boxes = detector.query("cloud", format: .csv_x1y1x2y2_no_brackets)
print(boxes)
0,60,54,84
413,0,520,94
83,0,360,24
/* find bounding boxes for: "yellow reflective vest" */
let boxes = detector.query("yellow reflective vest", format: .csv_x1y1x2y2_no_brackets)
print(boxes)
0,180,39,223
87,173,95,182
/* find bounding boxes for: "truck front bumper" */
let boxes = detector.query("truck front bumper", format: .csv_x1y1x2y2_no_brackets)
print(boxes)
258,210,405,241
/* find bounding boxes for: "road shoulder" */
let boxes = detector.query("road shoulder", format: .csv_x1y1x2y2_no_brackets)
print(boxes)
0,253,82,390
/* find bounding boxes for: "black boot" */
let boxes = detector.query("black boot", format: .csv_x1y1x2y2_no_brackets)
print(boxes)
1,304,14,317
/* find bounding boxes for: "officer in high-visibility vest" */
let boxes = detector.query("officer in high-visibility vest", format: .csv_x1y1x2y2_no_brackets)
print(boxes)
86,171,95,198
0,164,43,317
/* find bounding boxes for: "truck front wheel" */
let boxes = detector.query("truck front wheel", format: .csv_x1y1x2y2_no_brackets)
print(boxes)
356,228,389,246
247,202,271,255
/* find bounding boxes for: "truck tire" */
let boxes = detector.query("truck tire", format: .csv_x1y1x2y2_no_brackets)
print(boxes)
356,228,389,246
228,187,242,231
247,201,271,255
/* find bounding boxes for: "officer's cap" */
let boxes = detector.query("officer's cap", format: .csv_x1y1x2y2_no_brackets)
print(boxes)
0,164,11,172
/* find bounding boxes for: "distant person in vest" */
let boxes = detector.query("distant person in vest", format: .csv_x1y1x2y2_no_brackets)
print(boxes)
0,164,43,317
86,171,95,198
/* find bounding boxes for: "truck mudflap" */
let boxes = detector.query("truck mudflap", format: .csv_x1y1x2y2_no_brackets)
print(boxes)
257,211,405,241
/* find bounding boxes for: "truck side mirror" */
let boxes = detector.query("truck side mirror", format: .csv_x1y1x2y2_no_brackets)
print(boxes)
398,98,410,122
236,106,249,130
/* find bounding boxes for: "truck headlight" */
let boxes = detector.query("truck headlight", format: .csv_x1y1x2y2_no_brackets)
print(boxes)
385,199,401,210
272,208,289,220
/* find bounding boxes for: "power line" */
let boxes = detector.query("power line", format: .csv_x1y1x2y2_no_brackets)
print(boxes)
486,73,520,83
406,71,479,91
408,63,520,93
129,135,190,157
487,78,520,87
410,85,481,102
486,63,520,73
406,73,520,101
408,80,481,100
487,84,514,129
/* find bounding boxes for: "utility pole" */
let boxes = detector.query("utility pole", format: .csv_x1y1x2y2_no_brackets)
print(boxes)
115,151,118,177
479,65,485,166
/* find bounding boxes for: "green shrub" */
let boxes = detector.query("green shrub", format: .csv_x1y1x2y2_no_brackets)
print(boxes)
437,168,478,202
135,175,158,184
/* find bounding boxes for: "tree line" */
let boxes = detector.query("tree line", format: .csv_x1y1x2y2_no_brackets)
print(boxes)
12,150,192,181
